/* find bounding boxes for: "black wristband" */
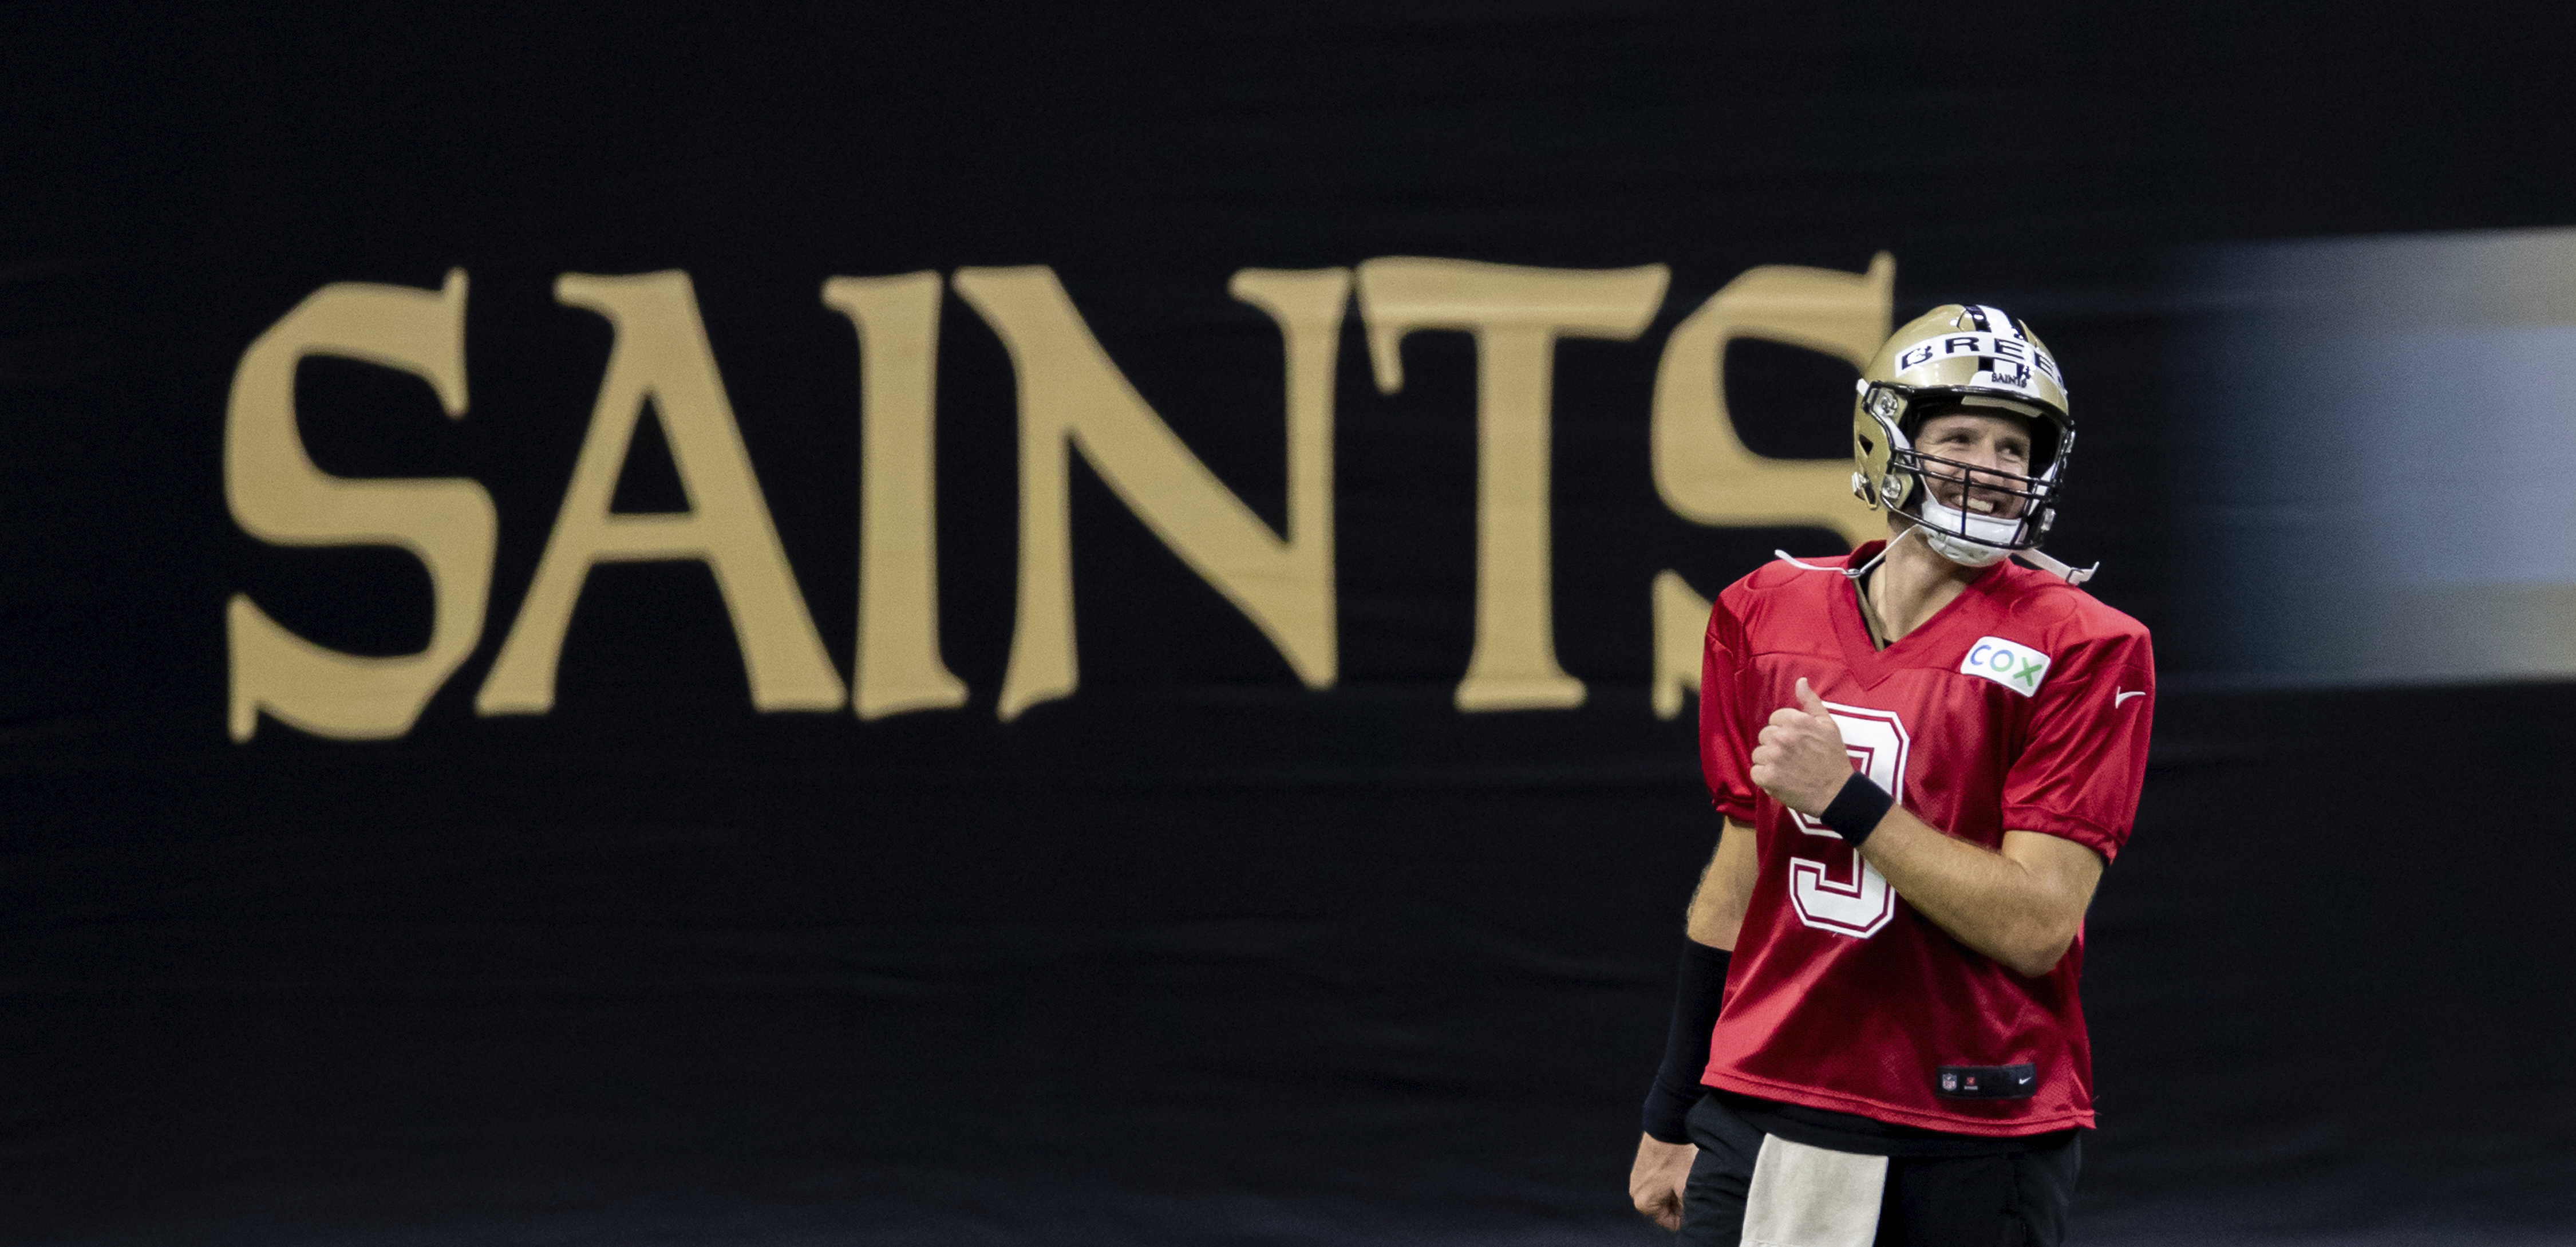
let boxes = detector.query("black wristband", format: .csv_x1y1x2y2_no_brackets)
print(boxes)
1819,772,1895,847
1642,940,1732,1143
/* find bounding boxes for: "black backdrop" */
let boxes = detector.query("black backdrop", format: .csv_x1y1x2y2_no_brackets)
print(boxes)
10,4,2576,1244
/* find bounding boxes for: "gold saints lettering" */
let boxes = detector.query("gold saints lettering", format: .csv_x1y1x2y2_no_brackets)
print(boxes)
223,255,1893,740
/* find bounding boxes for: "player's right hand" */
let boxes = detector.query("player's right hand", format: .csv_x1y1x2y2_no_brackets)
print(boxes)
1629,1132,1696,1232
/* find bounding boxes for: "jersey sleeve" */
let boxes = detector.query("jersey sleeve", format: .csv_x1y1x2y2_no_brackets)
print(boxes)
2000,625,2154,862
1698,594,1759,823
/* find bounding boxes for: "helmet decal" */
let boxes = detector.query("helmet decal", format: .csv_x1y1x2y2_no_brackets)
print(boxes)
1889,332,2063,388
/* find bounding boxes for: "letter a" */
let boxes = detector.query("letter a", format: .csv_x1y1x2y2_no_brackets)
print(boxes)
477,271,844,715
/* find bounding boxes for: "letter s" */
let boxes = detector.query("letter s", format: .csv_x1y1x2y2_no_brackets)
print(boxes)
225,270,494,741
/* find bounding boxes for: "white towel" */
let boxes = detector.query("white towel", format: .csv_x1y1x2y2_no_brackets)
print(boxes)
1742,1134,1888,1247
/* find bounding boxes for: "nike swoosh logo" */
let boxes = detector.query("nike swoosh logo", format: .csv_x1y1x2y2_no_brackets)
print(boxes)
2115,690,2144,705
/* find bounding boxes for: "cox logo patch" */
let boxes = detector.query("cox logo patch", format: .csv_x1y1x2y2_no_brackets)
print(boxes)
1960,636,2051,696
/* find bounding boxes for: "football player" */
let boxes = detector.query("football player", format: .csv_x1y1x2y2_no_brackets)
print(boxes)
1627,305,2154,1246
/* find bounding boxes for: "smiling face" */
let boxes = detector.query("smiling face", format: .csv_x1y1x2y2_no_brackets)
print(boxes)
1911,408,2037,520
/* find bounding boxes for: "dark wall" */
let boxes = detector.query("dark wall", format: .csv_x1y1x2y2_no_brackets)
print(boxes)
9,4,2576,1244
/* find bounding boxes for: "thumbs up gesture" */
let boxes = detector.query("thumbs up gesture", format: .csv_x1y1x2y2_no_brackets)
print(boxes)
1750,677,1856,817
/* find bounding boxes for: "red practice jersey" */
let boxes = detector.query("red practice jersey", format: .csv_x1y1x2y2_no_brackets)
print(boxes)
1697,541,2154,1135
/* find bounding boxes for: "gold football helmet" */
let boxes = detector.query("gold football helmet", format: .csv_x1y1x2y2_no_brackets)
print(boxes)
1850,303,2077,571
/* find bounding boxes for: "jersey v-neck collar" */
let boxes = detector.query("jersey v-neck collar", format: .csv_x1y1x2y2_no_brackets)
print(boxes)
1829,540,2006,689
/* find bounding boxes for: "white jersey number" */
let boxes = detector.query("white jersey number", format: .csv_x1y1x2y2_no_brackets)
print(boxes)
1785,702,1909,938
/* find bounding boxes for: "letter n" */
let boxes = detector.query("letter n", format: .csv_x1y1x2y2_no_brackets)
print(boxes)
951,266,1345,721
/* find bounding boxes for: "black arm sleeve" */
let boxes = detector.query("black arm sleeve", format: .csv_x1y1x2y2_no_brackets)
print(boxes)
1641,940,1731,1143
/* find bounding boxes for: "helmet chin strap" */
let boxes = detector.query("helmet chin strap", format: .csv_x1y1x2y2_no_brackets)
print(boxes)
2016,547,2099,586
1773,525,1923,579
1774,523,2098,587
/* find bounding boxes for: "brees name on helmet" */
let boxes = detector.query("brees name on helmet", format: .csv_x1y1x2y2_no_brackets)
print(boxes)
1848,303,2095,584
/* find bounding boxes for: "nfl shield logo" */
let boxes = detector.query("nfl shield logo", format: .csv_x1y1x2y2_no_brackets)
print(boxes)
1941,1072,1958,1092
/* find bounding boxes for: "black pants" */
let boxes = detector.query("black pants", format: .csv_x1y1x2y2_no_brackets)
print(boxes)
1677,1095,2080,1247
